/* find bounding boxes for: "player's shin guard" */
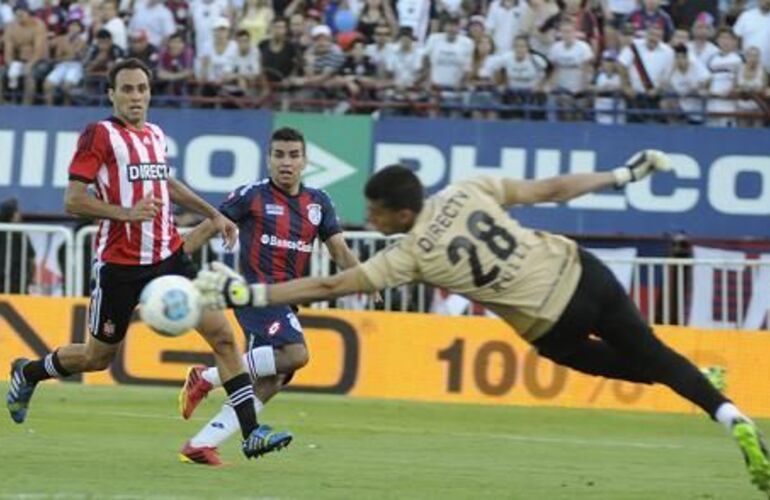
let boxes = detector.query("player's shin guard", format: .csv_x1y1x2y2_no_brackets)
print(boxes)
222,373,257,438
199,346,277,387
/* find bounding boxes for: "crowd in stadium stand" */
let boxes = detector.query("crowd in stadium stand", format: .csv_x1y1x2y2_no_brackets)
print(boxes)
1,0,769,124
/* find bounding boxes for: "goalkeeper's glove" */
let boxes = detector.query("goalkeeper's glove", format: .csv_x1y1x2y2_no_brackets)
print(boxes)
612,149,672,188
194,262,267,310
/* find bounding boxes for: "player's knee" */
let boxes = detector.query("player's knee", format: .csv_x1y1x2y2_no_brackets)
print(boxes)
284,344,309,371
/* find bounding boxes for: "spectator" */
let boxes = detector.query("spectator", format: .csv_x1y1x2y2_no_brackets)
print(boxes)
668,0,718,31
91,0,126,52
735,46,768,127
467,33,498,120
618,25,674,123
221,29,263,101
239,0,273,46
484,0,530,54
423,15,473,116
126,29,159,73
191,0,231,56
546,22,594,121
706,28,742,127
733,0,770,74
34,0,67,37
466,15,485,45
259,16,298,84
606,0,637,28
96,0,127,50
129,0,176,47
66,0,95,31
291,23,345,88
165,0,190,35
156,31,193,98
357,0,396,43
364,22,392,73
3,1,48,104
527,0,559,54
396,0,431,42
688,13,719,68
670,29,690,48
383,25,425,106
196,17,236,104
557,0,600,54
43,19,86,105
83,28,123,92
338,38,378,102
288,12,310,50
662,44,709,124
627,0,675,41
488,34,548,119
593,50,626,124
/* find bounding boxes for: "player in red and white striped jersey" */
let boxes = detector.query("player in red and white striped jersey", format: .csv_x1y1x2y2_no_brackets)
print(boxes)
6,58,292,462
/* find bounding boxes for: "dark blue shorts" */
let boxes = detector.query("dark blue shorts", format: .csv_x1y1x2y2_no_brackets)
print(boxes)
235,306,305,349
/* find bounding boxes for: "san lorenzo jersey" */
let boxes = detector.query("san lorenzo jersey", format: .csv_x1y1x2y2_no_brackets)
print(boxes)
358,177,582,341
220,179,341,284
68,117,183,265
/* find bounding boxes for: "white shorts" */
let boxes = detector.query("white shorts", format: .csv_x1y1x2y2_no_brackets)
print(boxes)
45,61,84,86
7,60,25,87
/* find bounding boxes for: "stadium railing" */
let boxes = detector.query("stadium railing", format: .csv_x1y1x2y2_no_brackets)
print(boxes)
0,222,75,296
1,223,768,330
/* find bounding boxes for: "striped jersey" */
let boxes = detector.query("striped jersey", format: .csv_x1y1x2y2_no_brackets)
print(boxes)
68,117,183,265
220,178,342,284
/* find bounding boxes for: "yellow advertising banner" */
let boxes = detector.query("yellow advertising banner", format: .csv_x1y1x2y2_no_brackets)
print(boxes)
2,295,769,416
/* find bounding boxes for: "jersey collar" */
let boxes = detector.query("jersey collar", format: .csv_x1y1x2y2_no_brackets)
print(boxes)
269,178,304,198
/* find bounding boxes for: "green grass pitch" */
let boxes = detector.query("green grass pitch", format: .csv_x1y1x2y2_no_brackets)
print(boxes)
0,383,762,499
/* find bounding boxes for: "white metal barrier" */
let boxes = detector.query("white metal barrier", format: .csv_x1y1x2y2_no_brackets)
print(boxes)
2,223,769,330
0,222,75,296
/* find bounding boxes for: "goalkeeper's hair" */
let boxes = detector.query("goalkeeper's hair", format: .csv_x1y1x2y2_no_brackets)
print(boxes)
270,127,306,155
364,165,424,212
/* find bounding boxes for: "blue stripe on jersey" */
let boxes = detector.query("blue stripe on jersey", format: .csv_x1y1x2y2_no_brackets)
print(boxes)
286,194,304,280
258,188,275,281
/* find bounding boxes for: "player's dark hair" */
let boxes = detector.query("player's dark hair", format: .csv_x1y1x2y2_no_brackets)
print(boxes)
270,127,306,154
364,165,424,213
108,58,152,89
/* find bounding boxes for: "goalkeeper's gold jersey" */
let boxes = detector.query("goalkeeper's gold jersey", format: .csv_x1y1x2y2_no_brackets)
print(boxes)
358,176,582,342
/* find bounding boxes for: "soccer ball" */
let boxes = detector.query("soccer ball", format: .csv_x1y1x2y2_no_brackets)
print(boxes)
139,275,202,337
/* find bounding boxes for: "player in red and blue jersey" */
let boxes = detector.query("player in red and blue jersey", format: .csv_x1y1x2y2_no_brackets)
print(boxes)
177,127,373,465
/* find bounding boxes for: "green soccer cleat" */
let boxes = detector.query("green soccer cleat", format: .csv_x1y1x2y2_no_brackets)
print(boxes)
700,365,727,392
6,358,37,424
732,419,770,495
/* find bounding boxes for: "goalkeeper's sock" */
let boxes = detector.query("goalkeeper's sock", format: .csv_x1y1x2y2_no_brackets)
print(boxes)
715,402,750,431
201,347,277,387
191,399,265,448
223,373,258,438
22,351,71,384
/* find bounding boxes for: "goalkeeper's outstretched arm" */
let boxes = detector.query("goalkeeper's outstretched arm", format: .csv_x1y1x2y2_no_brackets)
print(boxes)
195,263,374,309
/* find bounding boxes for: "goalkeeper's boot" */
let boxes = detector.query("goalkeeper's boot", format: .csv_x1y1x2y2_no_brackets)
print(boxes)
179,365,213,420
6,358,37,424
700,365,727,392
732,418,770,494
242,424,293,459
179,441,223,466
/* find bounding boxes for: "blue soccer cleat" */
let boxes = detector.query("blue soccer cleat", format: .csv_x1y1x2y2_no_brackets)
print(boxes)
6,358,37,424
242,424,293,459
